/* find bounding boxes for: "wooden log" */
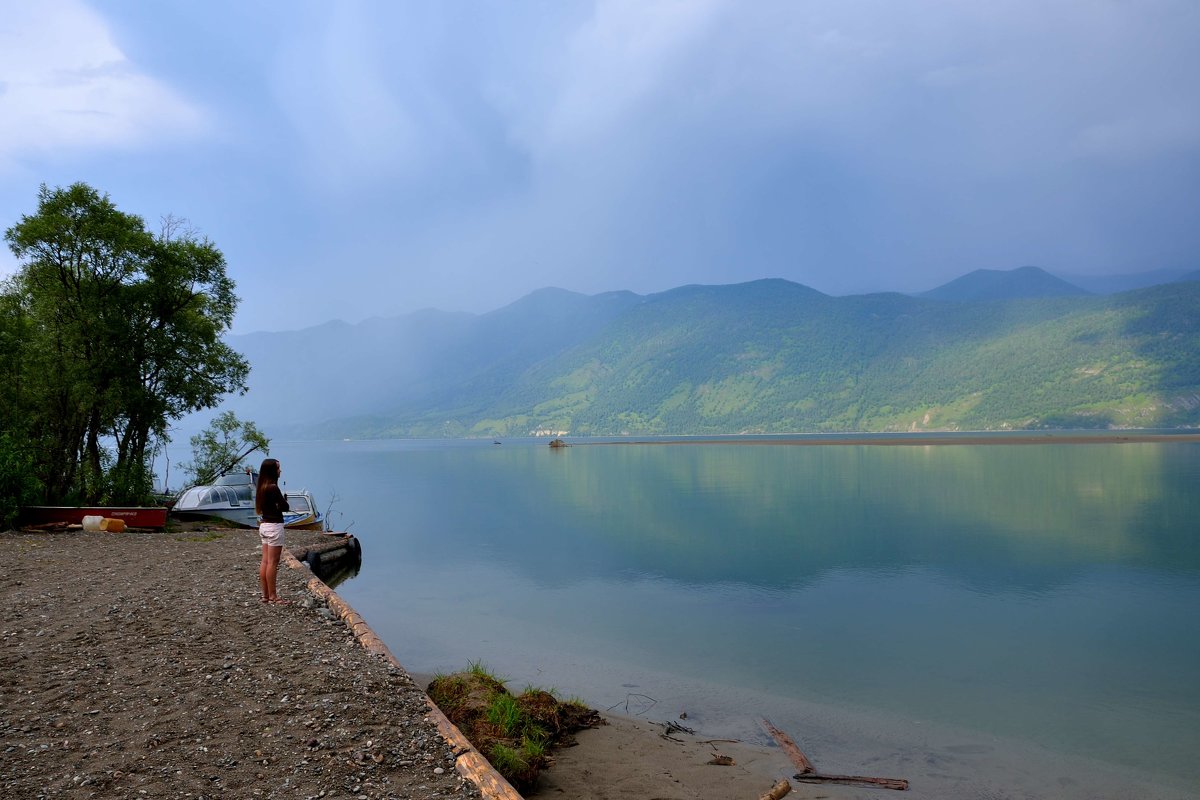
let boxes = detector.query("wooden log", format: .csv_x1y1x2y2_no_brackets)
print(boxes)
792,773,909,791
758,778,792,800
759,718,815,774
760,718,907,790
280,550,524,800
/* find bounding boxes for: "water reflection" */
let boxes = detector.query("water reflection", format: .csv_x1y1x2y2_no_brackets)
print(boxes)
319,441,1199,595
266,438,1200,791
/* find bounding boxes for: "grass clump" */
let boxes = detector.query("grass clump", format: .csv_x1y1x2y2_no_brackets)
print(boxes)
428,665,603,790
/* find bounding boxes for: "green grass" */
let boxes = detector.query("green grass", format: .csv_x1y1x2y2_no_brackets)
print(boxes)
174,531,227,542
487,742,529,778
468,659,505,683
486,693,523,737
428,661,597,789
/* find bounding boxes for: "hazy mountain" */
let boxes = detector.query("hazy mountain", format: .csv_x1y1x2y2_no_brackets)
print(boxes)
921,266,1089,301
179,288,643,437
389,280,1199,437
1056,267,1195,294
185,272,1200,441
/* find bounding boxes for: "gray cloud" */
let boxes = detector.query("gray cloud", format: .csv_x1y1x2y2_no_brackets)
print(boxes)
2,0,1197,330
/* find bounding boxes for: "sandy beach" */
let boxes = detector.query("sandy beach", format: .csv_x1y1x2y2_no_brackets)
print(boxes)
1,526,832,800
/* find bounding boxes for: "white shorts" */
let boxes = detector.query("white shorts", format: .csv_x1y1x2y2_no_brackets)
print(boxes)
259,521,285,548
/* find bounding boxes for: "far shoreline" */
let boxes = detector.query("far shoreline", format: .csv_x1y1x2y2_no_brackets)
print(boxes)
569,430,1200,446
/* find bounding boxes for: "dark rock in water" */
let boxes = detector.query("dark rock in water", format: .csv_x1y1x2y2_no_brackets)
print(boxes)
548,438,568,448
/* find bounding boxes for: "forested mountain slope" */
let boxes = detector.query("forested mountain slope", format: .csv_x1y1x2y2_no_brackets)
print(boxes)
287,278,1200,438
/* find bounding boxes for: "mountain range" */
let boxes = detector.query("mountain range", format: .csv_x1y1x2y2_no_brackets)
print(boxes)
194,266,1200,439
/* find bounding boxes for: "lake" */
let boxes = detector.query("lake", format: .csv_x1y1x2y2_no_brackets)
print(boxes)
231,436,1199,799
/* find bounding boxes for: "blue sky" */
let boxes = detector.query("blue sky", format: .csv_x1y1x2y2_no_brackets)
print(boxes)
2,0,1198,333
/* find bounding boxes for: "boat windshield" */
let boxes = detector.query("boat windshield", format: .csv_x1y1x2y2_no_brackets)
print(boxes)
286,494,313,514
215,472,254,487
177,485,248,508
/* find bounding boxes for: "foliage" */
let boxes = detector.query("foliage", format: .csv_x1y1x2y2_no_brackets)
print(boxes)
1,183,250,506
184,411,270,486
0,432,41,529
337,279,1200,437
427,667,601,789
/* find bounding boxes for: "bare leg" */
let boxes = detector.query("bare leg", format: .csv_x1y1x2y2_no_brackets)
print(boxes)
265,544,284,601
259,543,271,601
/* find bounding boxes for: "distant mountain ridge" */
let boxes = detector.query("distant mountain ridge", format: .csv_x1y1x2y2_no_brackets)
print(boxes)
921,266,1089,301
1057,267,1198,294
192,267,1200,439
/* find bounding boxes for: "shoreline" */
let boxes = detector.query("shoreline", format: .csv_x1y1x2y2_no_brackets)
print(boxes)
1,526,811,800
6,526,1194,800
573,431,1200,446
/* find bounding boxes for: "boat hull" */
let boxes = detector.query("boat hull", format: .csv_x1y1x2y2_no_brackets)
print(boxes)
20,506,169,529
170,507,259,528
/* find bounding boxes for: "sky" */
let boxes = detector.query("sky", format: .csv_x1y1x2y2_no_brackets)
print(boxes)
1,0,1198,334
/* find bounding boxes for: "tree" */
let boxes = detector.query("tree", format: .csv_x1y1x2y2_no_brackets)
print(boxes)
184,411,270,487
2,182,251,505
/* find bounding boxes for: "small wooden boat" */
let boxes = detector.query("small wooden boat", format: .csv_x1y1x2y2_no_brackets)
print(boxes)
19,506,169,529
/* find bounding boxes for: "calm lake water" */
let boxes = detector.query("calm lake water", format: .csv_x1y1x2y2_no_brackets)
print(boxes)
239,436,1199,799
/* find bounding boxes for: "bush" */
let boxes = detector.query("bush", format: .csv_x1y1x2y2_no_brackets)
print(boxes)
0,432,41,529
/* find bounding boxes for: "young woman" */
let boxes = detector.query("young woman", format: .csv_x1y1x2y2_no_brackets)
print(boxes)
255,457,290,604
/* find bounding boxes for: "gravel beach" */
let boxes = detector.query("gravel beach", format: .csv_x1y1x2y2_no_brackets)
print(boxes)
1,527,481,800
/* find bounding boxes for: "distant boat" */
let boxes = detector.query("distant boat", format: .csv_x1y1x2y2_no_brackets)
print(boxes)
19,505,168,529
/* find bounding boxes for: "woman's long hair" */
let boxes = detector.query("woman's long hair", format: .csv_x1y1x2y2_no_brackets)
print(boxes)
255,458,280,515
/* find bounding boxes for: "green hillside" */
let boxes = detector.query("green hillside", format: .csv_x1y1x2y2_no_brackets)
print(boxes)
334,279,1200,438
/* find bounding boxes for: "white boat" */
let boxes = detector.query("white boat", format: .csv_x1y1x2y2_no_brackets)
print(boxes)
173,470,259,527
173,470,325,531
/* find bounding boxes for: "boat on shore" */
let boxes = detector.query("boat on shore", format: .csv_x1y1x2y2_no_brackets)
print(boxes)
19,506,169,530
172,470,325,530
282,491,325,531
173,470,259,527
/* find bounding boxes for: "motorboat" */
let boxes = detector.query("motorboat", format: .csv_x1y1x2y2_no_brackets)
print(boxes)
172,469,259,527
282,490,324,530
173,470,326,530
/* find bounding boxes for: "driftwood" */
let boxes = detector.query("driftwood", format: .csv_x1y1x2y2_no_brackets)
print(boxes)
760,718,908,791
759,719,815,774
793,772,910,791
664,719,695,736
758,778,792,800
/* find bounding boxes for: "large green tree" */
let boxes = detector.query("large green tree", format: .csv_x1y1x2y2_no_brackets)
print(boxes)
2,182,250,507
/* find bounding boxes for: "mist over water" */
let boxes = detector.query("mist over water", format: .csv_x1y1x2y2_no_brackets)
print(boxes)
249,437,1198,798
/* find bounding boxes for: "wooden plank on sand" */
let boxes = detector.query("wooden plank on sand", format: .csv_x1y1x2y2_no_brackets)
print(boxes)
759,718,908,791
759,718,815,774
